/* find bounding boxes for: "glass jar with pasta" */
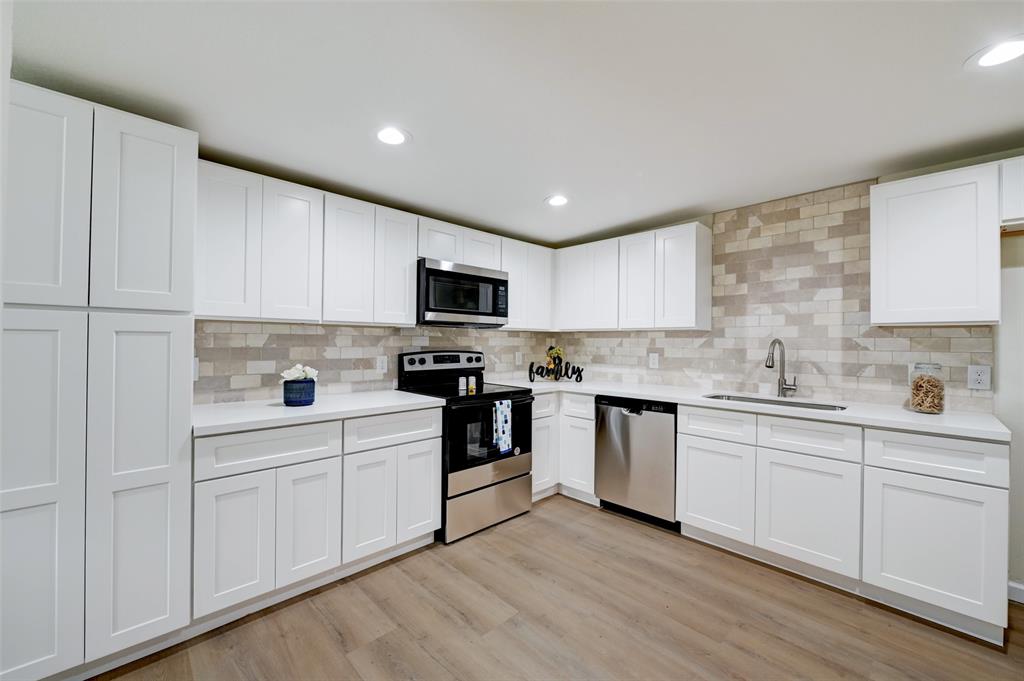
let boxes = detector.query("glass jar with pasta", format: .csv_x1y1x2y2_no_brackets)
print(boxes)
910,362,945,414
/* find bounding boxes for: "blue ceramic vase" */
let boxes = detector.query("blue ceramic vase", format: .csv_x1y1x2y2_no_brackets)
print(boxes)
283,378,315,406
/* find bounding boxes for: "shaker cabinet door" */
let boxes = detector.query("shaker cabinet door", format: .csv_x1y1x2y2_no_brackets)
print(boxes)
323,194,376,323
373,208,418,326
618,231,656,329
677,435,756,544
418,217,463,263
260,178,324,321
90,108,198,311
85,313,193,659
531,416,559,493
395,439,442,543
195,161,263,318
342,448,398,562
1,309,88,681
4,82,92,306
559,416,595,494
463,228,502,270
276,458,342,587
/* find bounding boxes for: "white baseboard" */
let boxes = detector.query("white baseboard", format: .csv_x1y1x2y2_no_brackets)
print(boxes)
557,484,599,506
1010,580,1024,604
532,485,558,502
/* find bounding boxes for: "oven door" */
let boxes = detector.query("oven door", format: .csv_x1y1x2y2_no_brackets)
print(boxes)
418,258,508,327
445,395,533,495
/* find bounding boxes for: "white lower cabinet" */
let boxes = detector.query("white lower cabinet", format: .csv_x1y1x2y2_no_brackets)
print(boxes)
559,416,595,494
754,448,861,578
85,313,193,660
862,466,1008,626
193,470,276,618
343,448,398,563
677,435,755,544
1,309,87,681
532,415,559,493
395,439,442,543
276,458,342,587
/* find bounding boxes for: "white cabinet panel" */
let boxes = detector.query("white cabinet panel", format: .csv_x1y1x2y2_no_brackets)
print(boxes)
192,470,276,618
463,228,502,270
90,108,197,312
85,313,192,659
532,393,558,419
260,178,324,321
561,393,594,420
343,448,398,562
863,467,1008,626
374,207,418,326
525,244,554,330
418,217,463,263
556,239,618,330
590,239,620,329
195,161,262,318
559,416,595,494
677,405,757,445
618,231,656,329
1000,156,1024,225
276,458,342,587
1,310,87,681
756,415,862,463
754,448,861,578
870,164,1000,324
677,435,755,544
194,420,343,482
532,416,559,493
323,194,376,323
396,439,442,543
343,408,443,454
4,82,92,306
864,429,1008,488
655,222,711,330
501,238,529,329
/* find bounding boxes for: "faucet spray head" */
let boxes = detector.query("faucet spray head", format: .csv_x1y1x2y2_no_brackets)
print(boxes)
765,351,775,369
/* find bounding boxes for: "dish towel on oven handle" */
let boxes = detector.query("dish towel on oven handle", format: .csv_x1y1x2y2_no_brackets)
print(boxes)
493,400,512,453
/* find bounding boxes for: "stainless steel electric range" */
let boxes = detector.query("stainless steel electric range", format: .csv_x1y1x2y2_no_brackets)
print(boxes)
397,350,534,543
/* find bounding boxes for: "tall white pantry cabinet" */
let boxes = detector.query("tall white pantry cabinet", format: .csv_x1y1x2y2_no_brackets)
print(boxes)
1,81,196,679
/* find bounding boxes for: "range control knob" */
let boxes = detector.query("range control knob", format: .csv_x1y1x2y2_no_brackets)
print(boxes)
418,358,427,365
407,358,415,366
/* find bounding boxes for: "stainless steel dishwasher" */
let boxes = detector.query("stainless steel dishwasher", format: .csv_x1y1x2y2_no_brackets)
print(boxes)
595,395,677,523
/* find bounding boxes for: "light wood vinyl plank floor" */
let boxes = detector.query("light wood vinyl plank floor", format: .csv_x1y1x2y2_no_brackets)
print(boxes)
98,495,1024,681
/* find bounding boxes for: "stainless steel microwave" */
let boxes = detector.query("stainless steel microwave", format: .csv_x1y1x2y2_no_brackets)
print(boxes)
417,258,508,328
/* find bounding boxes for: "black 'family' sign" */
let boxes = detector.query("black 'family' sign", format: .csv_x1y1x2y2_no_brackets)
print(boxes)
529,356,584,382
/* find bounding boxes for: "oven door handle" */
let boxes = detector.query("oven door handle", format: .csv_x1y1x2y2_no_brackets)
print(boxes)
447,395,535,410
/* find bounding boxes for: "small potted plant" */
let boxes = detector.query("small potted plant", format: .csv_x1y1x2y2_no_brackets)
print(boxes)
280,364,318,406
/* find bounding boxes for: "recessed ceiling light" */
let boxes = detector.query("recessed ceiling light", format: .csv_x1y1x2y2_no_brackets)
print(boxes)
546,194,568,207
966,36,1024,69
376,126,408,145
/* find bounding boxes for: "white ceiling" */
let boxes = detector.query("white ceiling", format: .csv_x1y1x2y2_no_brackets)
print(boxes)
11,1,1024,246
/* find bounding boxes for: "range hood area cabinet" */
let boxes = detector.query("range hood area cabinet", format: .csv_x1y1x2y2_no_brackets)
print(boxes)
194,161,418,326
870,163,1001,325
418,216,502,270
1001,156,1024,227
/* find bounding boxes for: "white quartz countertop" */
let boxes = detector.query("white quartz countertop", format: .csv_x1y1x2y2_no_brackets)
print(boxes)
193,390,446,437
504,379,1011,443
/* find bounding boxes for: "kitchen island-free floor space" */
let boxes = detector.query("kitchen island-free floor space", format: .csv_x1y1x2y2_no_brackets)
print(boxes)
101,496,1023,681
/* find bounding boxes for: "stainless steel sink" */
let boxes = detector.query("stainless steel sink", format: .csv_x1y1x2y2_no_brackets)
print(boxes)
703,394,847,411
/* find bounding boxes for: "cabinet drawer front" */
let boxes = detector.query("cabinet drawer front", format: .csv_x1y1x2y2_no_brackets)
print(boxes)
195,421,342,481
533,393,557,418
755,448,861,578
677,435,756,544
561,393,594,420
863,467,1008,626
343,408,442,454
678,405,756,444
864,429,1008,488
757,416,862,462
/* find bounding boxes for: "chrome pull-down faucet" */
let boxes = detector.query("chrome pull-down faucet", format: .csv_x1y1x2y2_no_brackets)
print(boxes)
765,338,798,398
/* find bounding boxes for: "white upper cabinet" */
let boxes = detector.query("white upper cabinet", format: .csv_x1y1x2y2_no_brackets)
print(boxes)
4,82,92,307
374,207,418,326
1000,156,1024,225
502,237,553,330
556,239,619,330
195,161,263,318
260,178,324,322
85,313,193,660
618,231,656,329
323,193,376,323
655,222,711,330
90,108,197,312
418,217,463,263
1,309,87,681
870,164,1000,325
463,228,502,270
418,218,502,270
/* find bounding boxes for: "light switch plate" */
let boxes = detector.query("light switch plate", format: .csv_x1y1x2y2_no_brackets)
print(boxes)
376,355,388,373
967,365,991,391
648,353,659,369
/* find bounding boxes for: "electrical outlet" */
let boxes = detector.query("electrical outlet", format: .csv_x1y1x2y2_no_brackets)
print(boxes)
376,355,388,374
967,365,991,391
648,353,659,369
515,351,523,366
